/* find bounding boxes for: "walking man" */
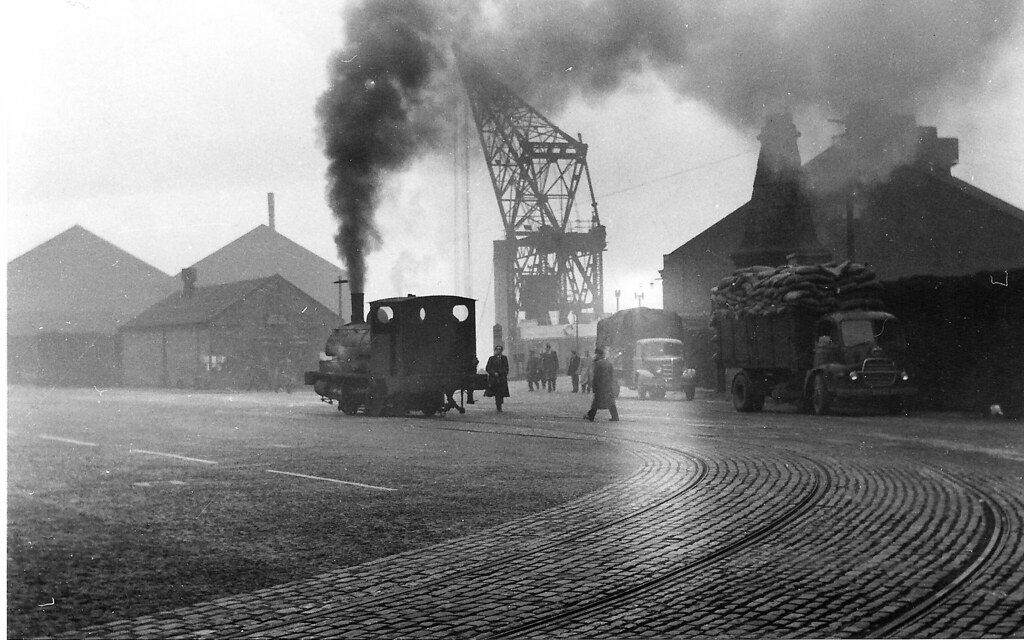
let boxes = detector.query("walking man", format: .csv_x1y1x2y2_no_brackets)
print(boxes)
484,345,510,412
567,350,581,392
586,347,619,422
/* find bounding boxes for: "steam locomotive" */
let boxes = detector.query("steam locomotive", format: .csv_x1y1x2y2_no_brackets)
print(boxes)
304,292,487,416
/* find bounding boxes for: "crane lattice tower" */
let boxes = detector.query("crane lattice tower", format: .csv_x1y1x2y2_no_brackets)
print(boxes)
458,56,606,341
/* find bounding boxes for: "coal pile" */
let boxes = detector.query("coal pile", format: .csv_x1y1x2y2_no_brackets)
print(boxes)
711,260,885,317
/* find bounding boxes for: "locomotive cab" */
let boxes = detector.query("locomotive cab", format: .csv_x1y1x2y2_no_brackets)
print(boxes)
306,293,487,416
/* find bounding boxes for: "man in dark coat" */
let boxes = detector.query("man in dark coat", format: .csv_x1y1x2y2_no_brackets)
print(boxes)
567,350,581,392
586,347,619,422
526,349,541,391
484,345,510,412
542,343,559,392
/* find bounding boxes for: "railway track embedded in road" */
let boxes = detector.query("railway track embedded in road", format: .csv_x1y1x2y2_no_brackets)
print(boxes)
863,467,1013,638
482,452,833,638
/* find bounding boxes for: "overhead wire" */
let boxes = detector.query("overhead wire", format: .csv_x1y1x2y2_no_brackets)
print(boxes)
598,149,757,199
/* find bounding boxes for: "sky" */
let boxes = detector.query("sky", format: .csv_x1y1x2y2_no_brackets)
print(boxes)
6,0,1024,346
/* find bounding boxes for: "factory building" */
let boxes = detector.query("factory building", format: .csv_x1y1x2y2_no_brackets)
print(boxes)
662,106,1024,322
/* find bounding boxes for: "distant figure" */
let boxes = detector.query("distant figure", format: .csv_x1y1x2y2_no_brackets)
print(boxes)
542,343,559,392
579,350,594,393
484,345,510,412
526,349,542,391
586,347,619,422
567,350,581,393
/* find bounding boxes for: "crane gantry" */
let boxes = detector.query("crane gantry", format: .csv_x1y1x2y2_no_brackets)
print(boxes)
457,55,606,341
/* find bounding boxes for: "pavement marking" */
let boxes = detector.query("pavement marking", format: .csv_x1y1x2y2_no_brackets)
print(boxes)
129,449,218,464
266,469,396,491
39,435,98,447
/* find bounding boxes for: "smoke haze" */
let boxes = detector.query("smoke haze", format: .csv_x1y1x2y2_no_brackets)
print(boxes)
317,0,1022,283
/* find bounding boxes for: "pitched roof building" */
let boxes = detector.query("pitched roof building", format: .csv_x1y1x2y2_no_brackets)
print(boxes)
8,225,176,336
7,225,177,384
186,223,346,317
662,107,1024,321
120,274,339,389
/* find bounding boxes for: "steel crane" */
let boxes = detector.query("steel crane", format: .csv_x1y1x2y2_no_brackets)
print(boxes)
457,55,606,341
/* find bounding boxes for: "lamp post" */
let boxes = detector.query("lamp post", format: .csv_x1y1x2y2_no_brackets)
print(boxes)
634,291,644,308
615,289,621,312
333,277,348,321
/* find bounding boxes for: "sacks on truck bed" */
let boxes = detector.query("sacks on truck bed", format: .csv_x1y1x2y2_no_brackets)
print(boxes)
711,260,885,318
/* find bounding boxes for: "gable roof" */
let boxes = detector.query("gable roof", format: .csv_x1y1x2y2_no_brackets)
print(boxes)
187,225,344,311
123,275,281,329
7,225,176,336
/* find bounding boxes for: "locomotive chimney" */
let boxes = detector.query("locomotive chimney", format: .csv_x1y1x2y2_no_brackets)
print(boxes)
267,192,276,231
351,292,365,324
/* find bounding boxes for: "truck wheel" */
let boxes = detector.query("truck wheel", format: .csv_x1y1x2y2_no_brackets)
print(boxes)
732,372,765,412
684,386,695,401
340,399,360,415
812,374,832,416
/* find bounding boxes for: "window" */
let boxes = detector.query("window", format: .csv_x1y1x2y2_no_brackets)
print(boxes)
203,355,226,371
376,306,394,323
452,304,470,322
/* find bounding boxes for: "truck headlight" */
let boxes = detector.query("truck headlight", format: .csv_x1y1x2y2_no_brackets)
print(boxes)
849,371,860,381
901,371,910,381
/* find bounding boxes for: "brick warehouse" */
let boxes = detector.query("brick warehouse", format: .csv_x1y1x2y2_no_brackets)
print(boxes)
119,271,339,390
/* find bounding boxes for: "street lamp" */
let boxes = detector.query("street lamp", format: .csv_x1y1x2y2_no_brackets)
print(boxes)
615,289,621,312
634,291,644,308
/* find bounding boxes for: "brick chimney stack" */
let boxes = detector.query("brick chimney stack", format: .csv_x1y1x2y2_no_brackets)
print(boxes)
268,193,276,231
180,267,198,297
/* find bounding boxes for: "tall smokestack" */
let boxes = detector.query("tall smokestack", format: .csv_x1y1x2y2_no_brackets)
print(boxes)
267,193,276,231
350,292,365,324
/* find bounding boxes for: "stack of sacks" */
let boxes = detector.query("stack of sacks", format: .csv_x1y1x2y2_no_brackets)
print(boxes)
711,260,885,318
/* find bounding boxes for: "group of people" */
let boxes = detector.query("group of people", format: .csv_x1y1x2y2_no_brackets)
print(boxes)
483,343,619,421
525,343,560,391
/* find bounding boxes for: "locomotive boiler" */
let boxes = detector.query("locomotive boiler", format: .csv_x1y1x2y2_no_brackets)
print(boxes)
305,292,487,416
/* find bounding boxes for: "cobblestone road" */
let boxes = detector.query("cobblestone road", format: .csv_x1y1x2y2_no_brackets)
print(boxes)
57,391,1024,639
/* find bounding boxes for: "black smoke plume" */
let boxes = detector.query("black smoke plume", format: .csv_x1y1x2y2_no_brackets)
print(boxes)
316,0,448,291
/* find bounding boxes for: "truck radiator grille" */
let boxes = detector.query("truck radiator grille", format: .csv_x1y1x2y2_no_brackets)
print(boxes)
862,358,897,387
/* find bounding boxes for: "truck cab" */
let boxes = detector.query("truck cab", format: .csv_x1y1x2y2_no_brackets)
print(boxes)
630,338,697,401
809,311,915,414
